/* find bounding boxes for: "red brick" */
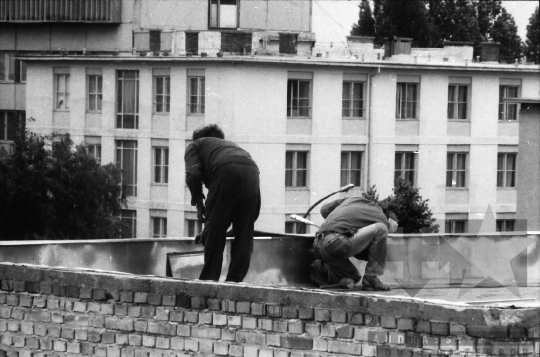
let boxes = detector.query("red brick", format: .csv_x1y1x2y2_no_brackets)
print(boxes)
128,334,142,346
26,337,39,349
88,330,101,343
156,336,170,349
222,327,236,341
12,335,25,348
242,316,257,329
115,304,128,316
185,339,199,352
67,341,81,353
134,292,148,304
13,280,26,292
142,335,156,347
162,295,176,306
236,331,264,345
93,289,106,301
431,322,449,335
155,307,170,321
7,320,20,331
222,299,236,313
397,318,414,331
365,314,381,327
184,311,198,323
33,296,47,308
468,325,508,339
527,326,540,338
280,336,313,350
102,331,116,344
34,324,47,336
214,341,230,356
440,336,458,351
141,306,155,318
259,318,273,331
273,320,288,333
236,301,251,314
314,308,331,322
267,304,282,317
170,310,183,322
1,280,13,291
101,303,114,315
26,281,40,293
299,307,314,320
171,337,185,350
414,320,430,334
251,302,265,316
90,315,105,328
192,326,222,340
6,295,18,306
458,336,477,353
62,327,76,339
305,323,320,336
81,342,94,355
199,311,213,324
337,325,355,339
39,282,52,295
79,287,92,299
381,315,397,329
422,335,439,351
128,306,141,318
148,293,162,305
177,324,191,337
148,321,176,336
120,291,134,303
191,296,207,309
40,337,53,350
405,332,422,348
348,312,364,325
19,294,32,307
328,340,361,355
289,321,304,334
51,311,63,323
321,324,336,337
200,339,214,353
176,293,191,308
26,309,51,323
12,307,24,319
0,306,11,318
229,344,243,356
283,306,298,319
388,331,405,345
21,321,33,334
66,286,79,298
54,340,67,352
75,328,88,340
509,326,526,339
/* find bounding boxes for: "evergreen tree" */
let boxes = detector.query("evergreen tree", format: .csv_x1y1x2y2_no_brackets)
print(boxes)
0,131,126,240
525,6,539,63
490,7,522,63
351,0,375,37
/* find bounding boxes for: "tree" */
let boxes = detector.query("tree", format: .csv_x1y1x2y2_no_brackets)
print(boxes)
489,7,522,63
362,180,439,234
525,6,539,63
476,0,502,40
351,0,375,37
0,131,126,240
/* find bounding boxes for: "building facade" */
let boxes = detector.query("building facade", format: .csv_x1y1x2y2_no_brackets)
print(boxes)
2,1,539,238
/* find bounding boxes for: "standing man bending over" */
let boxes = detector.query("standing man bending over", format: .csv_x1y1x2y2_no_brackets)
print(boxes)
185,124,261,282
310,197,398,291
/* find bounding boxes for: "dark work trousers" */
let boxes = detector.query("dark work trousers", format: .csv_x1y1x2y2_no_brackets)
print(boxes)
199,163,261,282
313,222,388,284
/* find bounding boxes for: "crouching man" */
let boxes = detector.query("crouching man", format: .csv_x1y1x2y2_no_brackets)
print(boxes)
310,196,398,291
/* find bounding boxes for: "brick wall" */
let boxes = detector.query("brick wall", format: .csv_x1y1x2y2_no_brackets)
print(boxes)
0,263,538,357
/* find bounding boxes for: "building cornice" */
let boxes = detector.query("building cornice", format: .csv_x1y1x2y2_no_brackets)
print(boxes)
17,55,540,73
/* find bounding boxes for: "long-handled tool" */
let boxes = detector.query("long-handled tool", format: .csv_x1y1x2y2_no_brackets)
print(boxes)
320,278,355,290
296,183,354,233
290,215,319,228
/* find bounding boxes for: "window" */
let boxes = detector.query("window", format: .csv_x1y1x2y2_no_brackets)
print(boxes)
117,70,139,129
285,151,308,188
499,85,519,120
16,60,27,83
55,73,70,110
209,0,238,29
496,219,515,232
394,152,416,185
152,217,167,238
341,151,362,187
342,82,365,118
446,153,467,188
497,153,516,188
285,215,308,234
87,75,103,112
0,52,15,82
120,210,137,238
87,144,102,163
154,75,170,113
116,140,138,197
188,76,205,114
0,111,24,141
287,79,311,118
448,85,468,119
396,83,418,119
153,147,169,184
185,219,203,237
445,220,467,234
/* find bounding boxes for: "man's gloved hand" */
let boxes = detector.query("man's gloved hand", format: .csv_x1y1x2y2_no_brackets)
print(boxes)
388,218,398,233
194,232,206,246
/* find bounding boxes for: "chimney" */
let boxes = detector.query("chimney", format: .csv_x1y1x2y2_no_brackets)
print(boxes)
480,42,500,62
384,37,412,57
346,36,375,53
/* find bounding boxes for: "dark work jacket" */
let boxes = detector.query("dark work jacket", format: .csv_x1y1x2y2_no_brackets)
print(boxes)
185,137,258,206
317,197,390,235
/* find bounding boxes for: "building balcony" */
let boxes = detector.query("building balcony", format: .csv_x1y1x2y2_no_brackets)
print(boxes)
0,0,121,23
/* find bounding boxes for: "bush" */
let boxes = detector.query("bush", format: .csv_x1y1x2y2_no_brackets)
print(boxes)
0,131,126,240
362,179,439,234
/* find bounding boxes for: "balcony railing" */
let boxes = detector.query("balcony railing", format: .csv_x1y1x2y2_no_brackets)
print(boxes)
0,0,121,23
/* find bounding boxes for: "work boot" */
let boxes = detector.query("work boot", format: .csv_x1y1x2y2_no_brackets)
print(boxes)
362,275,391,291
309,260,328,287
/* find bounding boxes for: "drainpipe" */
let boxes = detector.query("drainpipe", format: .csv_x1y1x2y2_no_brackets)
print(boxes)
367,67,381,189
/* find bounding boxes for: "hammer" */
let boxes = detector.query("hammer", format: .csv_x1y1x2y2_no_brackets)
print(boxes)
320,278,355,290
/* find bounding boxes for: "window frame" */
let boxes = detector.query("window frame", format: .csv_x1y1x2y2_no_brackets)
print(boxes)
394,151,417,186
287,79,312,118
445,219,467,234
153,146,169,185
187,76,206,115
0,52,15,82
285,214,309,234
54,73,70,111
285,150,309,189
497,153,517,188
209,0,239,29
87,74,103,113
116,140,138,197
342,81,365,119
0,111,23,142
396,82,418,119
496,219,515,232
153,74,171,114
152,217,168,238
185,218,203,237
446,152,467,188
498,85,520,121
120,210,137,238
87,143,102,163
447,84,469,120
340,151,363,187
116,70,140,129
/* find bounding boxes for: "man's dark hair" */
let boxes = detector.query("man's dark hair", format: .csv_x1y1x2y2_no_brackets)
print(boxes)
192,124,225,140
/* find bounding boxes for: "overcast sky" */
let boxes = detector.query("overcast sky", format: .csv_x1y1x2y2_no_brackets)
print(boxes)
313,0,538,47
